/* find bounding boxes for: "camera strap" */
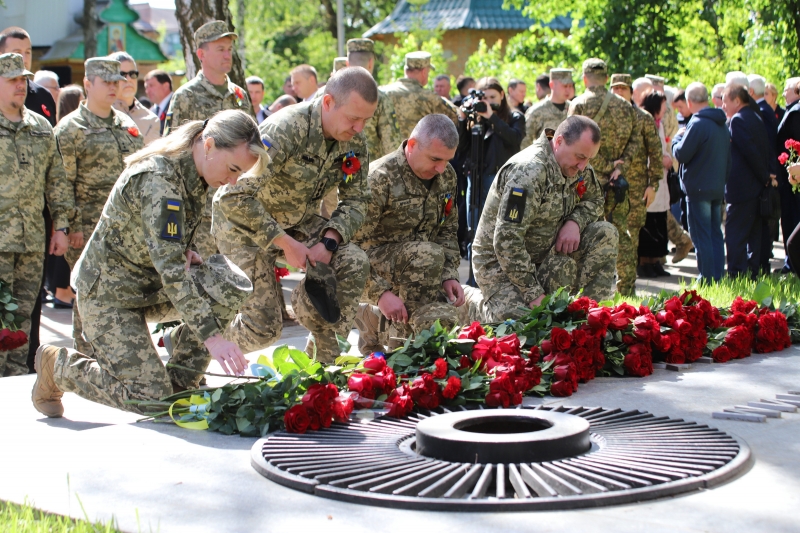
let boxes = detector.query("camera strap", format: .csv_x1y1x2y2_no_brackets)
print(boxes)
593,90,614,124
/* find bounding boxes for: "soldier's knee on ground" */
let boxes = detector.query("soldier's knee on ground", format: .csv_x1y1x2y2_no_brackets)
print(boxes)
582,221,619,251
539,254,578,294
409,301,459,333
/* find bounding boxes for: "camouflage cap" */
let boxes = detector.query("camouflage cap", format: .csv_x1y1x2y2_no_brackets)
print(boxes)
304,259,340,323
194,20,238,47
0,53,33,79
332,57,347,73
550,68,574,83
645,74,666,85
405,51,434,70
582,58,607,76
84,58,125,82
195,254,253,309
610,73,632,88
347,38,374,54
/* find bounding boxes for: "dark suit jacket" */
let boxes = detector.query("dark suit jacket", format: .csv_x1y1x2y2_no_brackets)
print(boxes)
25,80,56,127
776,105,786,125
778,102,800,180
154,94,172,134
726,105,771,204
758,99,779,175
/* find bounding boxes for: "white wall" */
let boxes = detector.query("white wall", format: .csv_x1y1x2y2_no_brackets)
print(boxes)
0,0,80,47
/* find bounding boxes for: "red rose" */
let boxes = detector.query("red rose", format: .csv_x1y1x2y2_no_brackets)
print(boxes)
553,363,578,389
609,313,631,331
485,391,511,407
786,139,797,151
587,307,612,333
363,355,386,373
550,380,575,397
571,328,588,347
347,373,375,395
540,339,552,355
302,383,338,416
127,126,140,137
489,372,516,395
624,344,653,377
496,333,521,356
567,296,597,316
459,321,486,341
331,395,354,422
673,318,692,335
442,376,461,399
652,332,672,352
386,384,414,418
779,152,790,165
410,373,440,410
458,355,472,369
712,345,733,363
284,404,311,433
550,327,572,351
471,337,498,364
527,345,541,364
433,358,448,379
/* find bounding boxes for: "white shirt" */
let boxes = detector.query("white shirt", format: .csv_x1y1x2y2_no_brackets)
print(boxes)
648,120,671,213
152,92,173,117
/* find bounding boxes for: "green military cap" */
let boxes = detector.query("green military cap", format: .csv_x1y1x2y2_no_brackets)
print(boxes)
550,68,574,83
84,57,125,82
645,74,666,84
194,20,238,47
304,260,340,323
610,73,632,88
0,53,33,79
195,254,253,309
582,58,607,76
347,38,374,54
332,57,347,73
405,51,434,70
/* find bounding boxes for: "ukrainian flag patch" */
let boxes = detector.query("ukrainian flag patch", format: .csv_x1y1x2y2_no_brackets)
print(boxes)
503,187,527,223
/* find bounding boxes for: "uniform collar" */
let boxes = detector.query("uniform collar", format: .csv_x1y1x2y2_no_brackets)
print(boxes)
586,85,608,95
399,77,422,89
0,106,34,132
197,71,233,99
177,151,207,195
396,141,445,196
304,99,357,161
79,101,123,129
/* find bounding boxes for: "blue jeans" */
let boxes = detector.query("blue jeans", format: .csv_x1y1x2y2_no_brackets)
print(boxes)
686,198,725,282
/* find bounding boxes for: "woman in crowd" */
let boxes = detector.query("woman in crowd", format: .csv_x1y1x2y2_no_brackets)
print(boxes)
31,110,267,418
784,164,800,272
109,51,160,145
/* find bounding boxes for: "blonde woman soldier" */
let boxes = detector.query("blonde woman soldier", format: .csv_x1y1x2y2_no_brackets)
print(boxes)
31,109,267,418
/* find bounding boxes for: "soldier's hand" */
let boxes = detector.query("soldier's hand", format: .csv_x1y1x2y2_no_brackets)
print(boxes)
643,186,656,208
661,154,673,170
378,291,408,323
184,250,203,270
204,334,248,376
50,231,68,256
555,220,581,254
308,242,333,266
69,232,84,249
613,159,624,167
442,279,465,307
275,234,311,270
529,294,546,308
609,168,622,182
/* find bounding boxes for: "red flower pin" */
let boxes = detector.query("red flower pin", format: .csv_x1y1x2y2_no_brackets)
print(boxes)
575,179,587,198
41,104,51,118
342,151,360,182
127,126,140,137
234,87,244,100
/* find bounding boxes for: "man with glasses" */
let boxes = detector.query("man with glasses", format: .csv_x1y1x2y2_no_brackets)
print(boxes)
711,83,725,110
109,51,159,145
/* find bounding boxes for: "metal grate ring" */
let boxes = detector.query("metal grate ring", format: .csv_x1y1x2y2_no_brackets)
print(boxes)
250,405,752,511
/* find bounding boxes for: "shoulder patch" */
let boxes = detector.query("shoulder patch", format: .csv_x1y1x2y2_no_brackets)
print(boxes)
503,187,527,223
163,113,173,134
261,133,280,160
159,198,183,241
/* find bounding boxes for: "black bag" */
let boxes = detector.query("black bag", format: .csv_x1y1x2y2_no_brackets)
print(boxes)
667,170,682,205
759,186,781,220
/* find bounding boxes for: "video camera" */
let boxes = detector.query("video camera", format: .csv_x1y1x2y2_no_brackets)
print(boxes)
461,88,487,119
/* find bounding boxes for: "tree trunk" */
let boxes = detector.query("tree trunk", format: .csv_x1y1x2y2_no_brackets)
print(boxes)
235,0,246,70
174,0,246,87
83,0,98,60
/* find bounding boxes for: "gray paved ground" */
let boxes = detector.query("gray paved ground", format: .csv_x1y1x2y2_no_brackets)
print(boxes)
2,245,797,532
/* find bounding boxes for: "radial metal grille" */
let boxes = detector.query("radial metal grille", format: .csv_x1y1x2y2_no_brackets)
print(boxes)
250,406,752,511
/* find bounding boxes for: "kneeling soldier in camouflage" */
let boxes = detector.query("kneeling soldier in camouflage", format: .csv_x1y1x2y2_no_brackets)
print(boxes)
31,110,266,417
465,116,618,322
353,114,464,355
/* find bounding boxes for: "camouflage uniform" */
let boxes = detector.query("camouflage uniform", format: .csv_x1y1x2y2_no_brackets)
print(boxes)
352,145,461,354
466,130,618,322
0,54,74,377
213,99,370,362
55,58,144,353
381,52,458,139
54,153,251,413
569,60,639,295
521,68,573,150
164,21,254,260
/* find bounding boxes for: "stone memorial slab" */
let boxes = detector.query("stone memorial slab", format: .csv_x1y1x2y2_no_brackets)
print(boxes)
712,411,767,423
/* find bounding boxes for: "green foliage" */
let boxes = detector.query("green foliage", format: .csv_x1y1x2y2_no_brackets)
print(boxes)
0,499,121,533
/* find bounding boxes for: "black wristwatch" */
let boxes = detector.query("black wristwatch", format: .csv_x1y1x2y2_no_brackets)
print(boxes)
56,227,69,235
320,237,339,252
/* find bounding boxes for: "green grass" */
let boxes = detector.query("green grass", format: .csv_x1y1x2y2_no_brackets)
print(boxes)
0,500,122,533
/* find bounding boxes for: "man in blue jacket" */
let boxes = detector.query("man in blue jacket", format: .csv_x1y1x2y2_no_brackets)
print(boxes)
723,84,772,278
672,82,731,282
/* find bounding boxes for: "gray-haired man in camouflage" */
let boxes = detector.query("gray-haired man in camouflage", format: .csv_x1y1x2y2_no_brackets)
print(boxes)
465,116,618,322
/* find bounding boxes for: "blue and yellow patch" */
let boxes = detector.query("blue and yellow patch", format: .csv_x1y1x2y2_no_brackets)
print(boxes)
503,187,527,223
160,198,182,241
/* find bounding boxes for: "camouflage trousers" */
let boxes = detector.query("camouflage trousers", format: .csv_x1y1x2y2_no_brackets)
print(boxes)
53,268,236,414
604,188,633,295
65,246,92,355
0,251,43,377
465,221,618,322
617,188,648,295
667,209,693,248
356,242,461,354
221,215,369,363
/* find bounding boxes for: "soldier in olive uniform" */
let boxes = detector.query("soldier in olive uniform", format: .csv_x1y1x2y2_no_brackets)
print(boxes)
31,110,266,418
465,117,618,322
521,68,574,149
0,54,73,377
213,68,378,363
164,21,254,259
568,58,639,295
352,114,463,355
381,52,458,139
609,73,663,295
55,57,144,354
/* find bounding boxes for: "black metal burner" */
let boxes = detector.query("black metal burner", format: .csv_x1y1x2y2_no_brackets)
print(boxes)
250,405,752,511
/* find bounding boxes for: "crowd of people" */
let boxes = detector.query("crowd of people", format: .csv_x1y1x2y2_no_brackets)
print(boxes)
2,21,800,421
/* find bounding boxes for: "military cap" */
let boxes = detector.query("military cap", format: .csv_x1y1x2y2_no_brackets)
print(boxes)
304,259,340,323
0,53,33,79
645,74,666,84
347,38,374,54
405,51,434,70
332,57,347,73
194,20,238,47
84,58,125,82
610,73,632,88
195,254,253,309
550,68,574,83
582,58,607,76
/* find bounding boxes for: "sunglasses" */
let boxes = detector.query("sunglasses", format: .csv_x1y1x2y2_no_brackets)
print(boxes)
120,70,139,80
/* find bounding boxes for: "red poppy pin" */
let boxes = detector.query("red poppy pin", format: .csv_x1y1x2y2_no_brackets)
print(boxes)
234,86,244,107
575,179,586,199
41,104,51,118
342,151,360,183
440,193,453,224
127,126,140,137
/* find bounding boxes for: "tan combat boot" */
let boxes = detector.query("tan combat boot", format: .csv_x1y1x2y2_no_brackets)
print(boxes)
32,345,64,418
355,303,384,356
672,240,693,264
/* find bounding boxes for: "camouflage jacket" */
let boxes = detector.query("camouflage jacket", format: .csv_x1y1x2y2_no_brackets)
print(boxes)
163,71,253,135
472,130,604,303
380,78,458,139
54,102,143,235
213,99,370,250
73,153,222,341
568,86,639,181
353,144,460,302
362,89,401,160
628,105,663,192
521,98,570,150
0,107,74,253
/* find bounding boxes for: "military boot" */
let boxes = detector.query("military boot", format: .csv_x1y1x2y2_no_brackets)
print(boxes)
355,303,384,356
32,345,64,418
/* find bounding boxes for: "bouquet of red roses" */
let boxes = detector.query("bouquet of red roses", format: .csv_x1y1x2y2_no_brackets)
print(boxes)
0,279,27,352
778,139,800,193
